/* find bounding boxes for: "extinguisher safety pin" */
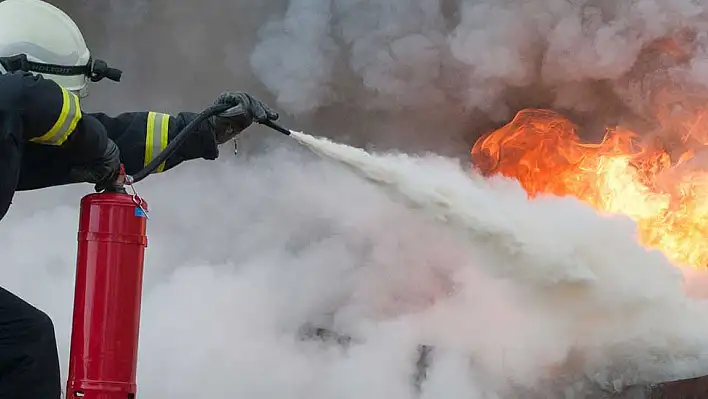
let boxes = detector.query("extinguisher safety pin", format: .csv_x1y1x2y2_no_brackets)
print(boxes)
124,175,149,220
132,194,149,220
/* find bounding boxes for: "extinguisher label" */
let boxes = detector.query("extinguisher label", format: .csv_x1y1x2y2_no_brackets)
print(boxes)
135,207,147,218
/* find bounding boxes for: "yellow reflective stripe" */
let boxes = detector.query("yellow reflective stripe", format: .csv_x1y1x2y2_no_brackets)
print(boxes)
31,88,82,146
145,112,156,166
144,112,170,172
157,113,169,172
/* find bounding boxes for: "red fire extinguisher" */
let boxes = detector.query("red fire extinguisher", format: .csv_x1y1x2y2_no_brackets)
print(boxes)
66,165,149,399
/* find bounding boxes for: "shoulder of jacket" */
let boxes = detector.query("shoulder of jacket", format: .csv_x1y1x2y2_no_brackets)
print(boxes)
0,70,41,83
0,71,44,99
0,72,29,104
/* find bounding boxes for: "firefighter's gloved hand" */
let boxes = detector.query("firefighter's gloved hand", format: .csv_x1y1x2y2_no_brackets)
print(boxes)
209,91,279,144
69,139,122,191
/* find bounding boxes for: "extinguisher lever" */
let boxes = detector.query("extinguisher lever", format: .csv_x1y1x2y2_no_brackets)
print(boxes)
97,164,129,194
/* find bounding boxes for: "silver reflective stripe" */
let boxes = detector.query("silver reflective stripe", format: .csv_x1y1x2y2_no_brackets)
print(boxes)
31,88,81,146
144,112,170,172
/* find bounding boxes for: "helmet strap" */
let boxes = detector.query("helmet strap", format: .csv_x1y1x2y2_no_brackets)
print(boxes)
0,53,122,83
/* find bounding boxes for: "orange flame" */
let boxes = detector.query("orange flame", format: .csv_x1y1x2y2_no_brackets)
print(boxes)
471,109,708,268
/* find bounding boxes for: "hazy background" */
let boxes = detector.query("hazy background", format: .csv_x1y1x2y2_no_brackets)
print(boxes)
1,0,708,397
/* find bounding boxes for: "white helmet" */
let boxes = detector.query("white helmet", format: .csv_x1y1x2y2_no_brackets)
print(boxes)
0,0,121,97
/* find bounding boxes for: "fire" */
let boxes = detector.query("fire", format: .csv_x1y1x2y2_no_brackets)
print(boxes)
471,109,708,269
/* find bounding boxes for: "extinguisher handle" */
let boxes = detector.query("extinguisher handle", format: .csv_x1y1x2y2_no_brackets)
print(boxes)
97,164,129,193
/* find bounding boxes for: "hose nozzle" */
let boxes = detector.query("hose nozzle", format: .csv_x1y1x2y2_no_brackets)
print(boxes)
258,119,292,136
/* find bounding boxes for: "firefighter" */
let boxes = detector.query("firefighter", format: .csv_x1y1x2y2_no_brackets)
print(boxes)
0,0,279,398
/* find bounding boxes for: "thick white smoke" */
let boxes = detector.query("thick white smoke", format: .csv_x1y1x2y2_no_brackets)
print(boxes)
8,0,708,397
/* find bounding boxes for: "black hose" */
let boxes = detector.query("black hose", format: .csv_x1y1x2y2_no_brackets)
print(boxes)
128,103,293,185
128,103,231,184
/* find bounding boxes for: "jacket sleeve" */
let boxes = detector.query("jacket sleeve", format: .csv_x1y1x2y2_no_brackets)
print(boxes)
16,73,219,190
87,111,219,176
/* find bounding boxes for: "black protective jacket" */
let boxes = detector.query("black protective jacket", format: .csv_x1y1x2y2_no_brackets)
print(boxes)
0,71,219,220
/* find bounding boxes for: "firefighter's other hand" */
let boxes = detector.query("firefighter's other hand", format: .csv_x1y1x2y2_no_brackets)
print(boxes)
209,91,279,144
69,139,122,191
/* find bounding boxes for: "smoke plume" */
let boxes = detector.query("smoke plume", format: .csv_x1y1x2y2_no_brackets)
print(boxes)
3,0,708,397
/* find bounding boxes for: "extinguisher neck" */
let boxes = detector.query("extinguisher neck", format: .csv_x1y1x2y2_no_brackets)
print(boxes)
103,184,128,194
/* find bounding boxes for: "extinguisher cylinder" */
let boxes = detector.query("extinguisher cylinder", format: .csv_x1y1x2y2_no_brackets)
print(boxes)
67,192,149,398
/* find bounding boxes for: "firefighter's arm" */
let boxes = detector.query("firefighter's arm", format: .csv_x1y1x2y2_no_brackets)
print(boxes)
87,111,220,176
92,91,280,175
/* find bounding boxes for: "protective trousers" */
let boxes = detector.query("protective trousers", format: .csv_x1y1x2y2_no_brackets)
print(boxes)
0,286,61,399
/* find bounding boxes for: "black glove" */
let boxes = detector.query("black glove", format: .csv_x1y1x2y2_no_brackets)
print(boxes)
209,92,279,144
69,138,122,192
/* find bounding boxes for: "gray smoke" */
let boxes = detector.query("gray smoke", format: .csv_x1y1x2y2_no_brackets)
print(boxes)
250,0,708,136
